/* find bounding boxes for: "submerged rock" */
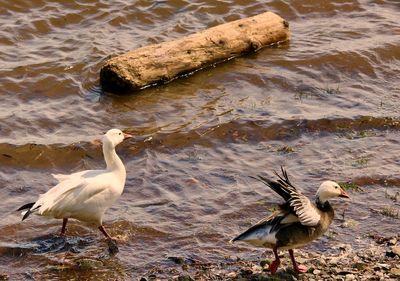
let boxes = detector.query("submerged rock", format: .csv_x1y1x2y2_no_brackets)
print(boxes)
107,239,119,255
76,258,103,270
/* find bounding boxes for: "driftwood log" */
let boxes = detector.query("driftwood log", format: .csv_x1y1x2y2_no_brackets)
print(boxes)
100,11,290,93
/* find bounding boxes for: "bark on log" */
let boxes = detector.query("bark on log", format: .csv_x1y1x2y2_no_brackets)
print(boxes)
100,11,290,93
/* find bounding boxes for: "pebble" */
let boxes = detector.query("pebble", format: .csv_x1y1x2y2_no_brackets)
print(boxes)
226,272,237,279
76,258,103,269
345,273,355,280
177,276,194,281
375,263,390,269
296,257,307,263
390,267,400,276
353,262,366,270
167,256,185,264
391,246,400,256
313,269,321,275
251,265,262,272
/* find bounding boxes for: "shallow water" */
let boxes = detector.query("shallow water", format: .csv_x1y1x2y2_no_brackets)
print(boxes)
0,0,399,279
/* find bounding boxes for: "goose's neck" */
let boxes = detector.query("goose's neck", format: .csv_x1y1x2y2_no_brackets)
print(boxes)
103,142,126,179
315,196,331,211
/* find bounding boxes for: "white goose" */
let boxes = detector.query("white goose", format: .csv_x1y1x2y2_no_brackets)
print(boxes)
231,167,350,274
18,128,132,240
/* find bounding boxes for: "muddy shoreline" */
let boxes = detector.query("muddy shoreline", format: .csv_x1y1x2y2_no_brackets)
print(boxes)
139,235,400,280
2,234,398,280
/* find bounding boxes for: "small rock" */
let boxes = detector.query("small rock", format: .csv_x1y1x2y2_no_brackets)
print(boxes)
295,257,307,264
341,219,358,228
353,262,366,271
226,272,237,279
337,270,353,276
260,260,269,268
251,265,262,272
167,256,185,264
107,239,119,255
240,268,253,275
385,251,397,258
390,267,400,276
375,263,390,270
313,269,321,275
0,273,8,281
345,273,355,281
76,258,103,270
389,238,397,245
391,246,400,256
177,275,194,281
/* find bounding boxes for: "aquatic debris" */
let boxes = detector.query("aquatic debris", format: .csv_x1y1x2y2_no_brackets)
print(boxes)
76,258,104,270
340,219,358,228
276,145,295,153
107,239,119,255
167,256,185,264
352,157,369,167
345,130,376,140
0,272,8,280
339,181,363,192
379,207,399,219
385,190,399,202
100,12,290,93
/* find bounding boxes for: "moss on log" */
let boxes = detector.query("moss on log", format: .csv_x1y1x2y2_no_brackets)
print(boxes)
100,11,290,93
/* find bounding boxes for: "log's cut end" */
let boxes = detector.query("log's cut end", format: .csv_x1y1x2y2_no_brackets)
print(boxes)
100,62,139,92
100,11,290,94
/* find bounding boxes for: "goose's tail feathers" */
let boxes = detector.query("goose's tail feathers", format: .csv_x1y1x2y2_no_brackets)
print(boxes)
17,202,38,221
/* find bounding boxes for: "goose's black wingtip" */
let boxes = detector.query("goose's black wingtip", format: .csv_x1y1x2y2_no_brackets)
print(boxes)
17,202,35,212
18,202,36,221
21,210,31,221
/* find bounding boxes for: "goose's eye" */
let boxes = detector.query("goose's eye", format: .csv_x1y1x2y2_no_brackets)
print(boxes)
335,185,339,189
119,133,122,135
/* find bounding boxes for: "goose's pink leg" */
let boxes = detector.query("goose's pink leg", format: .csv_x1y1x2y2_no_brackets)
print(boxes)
268,246,281,274
98,225,113,239
60,218,68,236
289,249,307,273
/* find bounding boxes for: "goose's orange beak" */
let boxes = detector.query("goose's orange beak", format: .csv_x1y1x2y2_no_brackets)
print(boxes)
123,133,133,139
339,188,350,198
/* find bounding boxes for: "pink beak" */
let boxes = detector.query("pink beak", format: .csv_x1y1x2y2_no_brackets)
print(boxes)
123,133,133,139
339,188,350,198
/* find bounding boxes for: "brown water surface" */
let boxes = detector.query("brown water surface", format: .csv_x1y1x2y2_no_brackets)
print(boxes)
0,0,399,280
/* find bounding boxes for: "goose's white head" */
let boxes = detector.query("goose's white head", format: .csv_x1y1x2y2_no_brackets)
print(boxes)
316,180,350,203
103,128,132,148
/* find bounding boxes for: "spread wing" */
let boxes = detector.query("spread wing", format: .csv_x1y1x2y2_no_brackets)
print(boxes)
253,167,321,226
